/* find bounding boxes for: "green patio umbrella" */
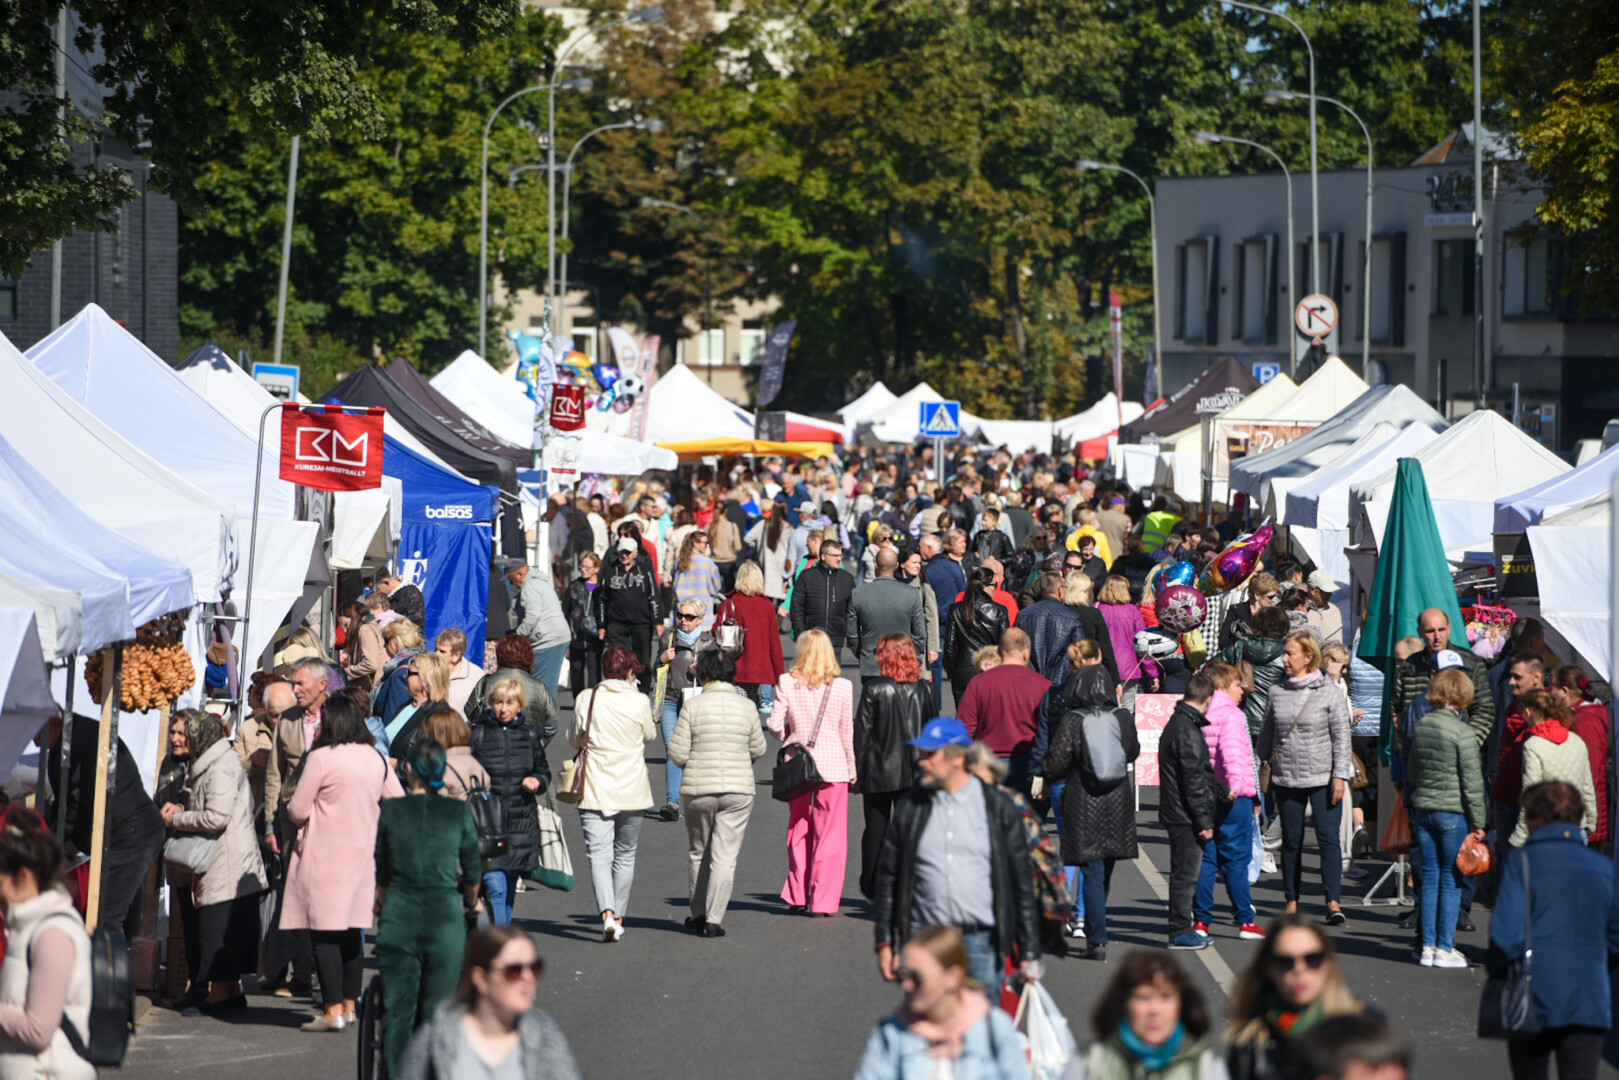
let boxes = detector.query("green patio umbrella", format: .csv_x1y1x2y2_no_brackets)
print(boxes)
1356,457,1468,760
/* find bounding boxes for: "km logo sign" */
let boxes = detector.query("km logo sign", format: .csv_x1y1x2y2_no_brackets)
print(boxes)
280,405,387,492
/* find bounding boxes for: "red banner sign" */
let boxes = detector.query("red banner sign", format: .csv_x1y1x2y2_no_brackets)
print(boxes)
549,384,586,432
279,406,386,491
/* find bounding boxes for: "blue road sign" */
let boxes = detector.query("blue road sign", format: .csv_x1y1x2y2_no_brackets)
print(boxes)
1252,362,1281,386
919,401,961,438
253,362,301,402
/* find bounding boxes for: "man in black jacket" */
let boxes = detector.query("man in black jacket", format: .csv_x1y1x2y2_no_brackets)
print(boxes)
1158,673,1218,951
789,538,855,654
592,537,662,690
39,711,165,942
872,717,1042,992
1014,572,1090,683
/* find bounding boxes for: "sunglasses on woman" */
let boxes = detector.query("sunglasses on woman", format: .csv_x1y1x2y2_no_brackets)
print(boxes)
676,613,701,622
1268,950,1327,974
490,960,544,983
894,967,932,988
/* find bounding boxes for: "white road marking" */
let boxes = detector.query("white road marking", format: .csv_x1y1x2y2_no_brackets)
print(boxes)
1132,853,1236,995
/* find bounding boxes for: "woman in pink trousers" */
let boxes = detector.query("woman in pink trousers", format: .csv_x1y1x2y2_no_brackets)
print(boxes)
768,628,856,915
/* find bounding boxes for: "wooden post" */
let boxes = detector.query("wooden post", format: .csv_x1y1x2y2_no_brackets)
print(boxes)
84,645,121,932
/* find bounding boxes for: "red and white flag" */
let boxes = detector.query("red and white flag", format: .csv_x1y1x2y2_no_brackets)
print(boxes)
549,384,587,432
279,405,386,491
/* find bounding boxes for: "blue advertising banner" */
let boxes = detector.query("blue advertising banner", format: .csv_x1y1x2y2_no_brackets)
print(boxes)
398,520,494,660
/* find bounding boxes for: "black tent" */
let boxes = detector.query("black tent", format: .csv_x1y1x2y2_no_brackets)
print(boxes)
1122,355,1261,441
324,365,524,557
386,359,531,465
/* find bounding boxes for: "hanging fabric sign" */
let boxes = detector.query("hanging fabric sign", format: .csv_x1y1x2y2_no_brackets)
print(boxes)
279,405,386,491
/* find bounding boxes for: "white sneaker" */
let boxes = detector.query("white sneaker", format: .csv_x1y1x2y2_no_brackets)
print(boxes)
1419,946,1436,967
602,917,622,943
1433,949,1468,969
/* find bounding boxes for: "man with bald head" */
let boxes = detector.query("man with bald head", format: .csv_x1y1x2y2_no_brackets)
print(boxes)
847,546,927,678
1392,607,1495,748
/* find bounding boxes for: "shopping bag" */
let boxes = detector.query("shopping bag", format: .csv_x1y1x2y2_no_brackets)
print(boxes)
1380,799,1413,856
524,790,576,892
1013,981,1076,1080
1248,810,1265,885
1456,833,1494,877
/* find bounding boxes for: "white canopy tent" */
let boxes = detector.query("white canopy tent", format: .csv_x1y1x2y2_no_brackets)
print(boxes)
1269,357,1371,424
1526,493,1611,681
177,345,401,570
974,420,1056,454
642,364,755,443
1054,394,1146,446
838,381,899,439
0,608,56,779
1495,440,1619,533
1350,409,1571,551
1157,374,1299,503
0,330,234,603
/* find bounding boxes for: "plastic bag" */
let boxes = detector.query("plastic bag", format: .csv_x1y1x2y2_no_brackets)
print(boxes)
1456,833,1494,877
1380,799,1413,856
1013,981,1076,1080
1249,811,1265,885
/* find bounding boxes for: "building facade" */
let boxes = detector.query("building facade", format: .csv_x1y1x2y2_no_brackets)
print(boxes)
1155,129,1619,450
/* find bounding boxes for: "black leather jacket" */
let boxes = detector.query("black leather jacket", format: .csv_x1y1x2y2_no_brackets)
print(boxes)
1013,597,1088,684
789,562,856,644
853,677,931,794
1159,701,1219,831
942,592,1010,677
873,780,1041,961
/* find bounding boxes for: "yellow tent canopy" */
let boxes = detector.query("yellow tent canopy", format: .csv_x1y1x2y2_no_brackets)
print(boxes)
656,438,834,461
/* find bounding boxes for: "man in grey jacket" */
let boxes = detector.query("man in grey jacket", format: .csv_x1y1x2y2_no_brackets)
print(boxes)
505,557,572,697
846,548,927,677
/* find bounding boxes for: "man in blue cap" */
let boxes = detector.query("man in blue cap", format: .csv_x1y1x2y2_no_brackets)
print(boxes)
871,717,1042,992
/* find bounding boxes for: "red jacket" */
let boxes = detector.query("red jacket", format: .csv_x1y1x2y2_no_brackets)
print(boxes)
716,592,785,688
1493,706,1532,808
1569,701,1610,841
957,663,1052,758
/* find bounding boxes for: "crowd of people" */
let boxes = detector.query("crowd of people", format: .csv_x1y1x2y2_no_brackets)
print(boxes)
5,443,1614,1080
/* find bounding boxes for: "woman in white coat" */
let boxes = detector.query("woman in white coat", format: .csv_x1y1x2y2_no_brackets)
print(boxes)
746,498,795,611
669,649,767,937
566,646,657,943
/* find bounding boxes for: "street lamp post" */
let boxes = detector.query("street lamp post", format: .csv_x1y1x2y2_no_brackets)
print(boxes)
1076,160,1162,399
640,196,713,381
557,119,662,336
1216,0,1319,298
1194,131,1294,369
480,77,591,358
1267,89,1374,375
547,7,666,347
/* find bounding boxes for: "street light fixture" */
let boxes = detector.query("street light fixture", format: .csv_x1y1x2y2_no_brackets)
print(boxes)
640,196,715,381
1266,88,1374,375
547,7,667,345
1193,131,1295,372
1214,1,1319,299
557,119,663,332
479,76,592,357
1076,159,1163,397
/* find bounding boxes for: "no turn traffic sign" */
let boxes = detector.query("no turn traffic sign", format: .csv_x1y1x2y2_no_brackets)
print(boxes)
1295,294,1338,341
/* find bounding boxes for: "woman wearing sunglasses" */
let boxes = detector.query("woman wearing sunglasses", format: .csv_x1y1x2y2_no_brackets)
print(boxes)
854,924,1028,1080
396,926,581,1080
1225,915,1361,1080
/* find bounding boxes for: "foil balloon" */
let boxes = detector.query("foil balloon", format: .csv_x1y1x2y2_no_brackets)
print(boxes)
1154,560,1197,597
612,393,634,414
594,385,619,412
1210,521,1276,592
1155,584,1209,634
558,350,594,383
592,363,621,391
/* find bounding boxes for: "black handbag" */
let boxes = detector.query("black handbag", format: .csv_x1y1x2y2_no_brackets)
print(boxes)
1479,849,1540,1039
771,684,833,803
451,765,509,859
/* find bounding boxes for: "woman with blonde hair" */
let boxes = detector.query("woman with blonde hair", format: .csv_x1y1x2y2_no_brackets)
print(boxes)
471,677,550,926
1097,574,1152,700
434,628,481,716
767,628,857,915
275,625,328,669
1226,915,1360,1080
386,651,452,758
422,708,490,801
715,561,785,712
1064,573,1121,684
861,524,896,585
672,530,723,630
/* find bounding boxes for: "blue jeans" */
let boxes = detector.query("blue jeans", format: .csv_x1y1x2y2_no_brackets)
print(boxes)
1195,796,1256,925
530,642,568,700
929,658,944,714
1414,808,1467,952
1049,782,1082,920
659,698,683,808
961,929,1001,994
1077,859,1115,944
482,869,518,926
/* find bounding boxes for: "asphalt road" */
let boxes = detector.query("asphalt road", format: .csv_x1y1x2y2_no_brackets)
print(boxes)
120,631,1610,1080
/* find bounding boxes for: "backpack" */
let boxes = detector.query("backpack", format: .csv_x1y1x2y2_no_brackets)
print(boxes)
452,751,510,860
1075,707,1128,790
36,914,133,1067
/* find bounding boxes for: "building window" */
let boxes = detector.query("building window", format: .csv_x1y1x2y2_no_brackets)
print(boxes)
697,328,724,365
1516,236,1580,317
740,321,767,366
1368,233,1406,346
0,282,15,320
1178,237,1218,343
1297,235,1343,307
1236,235,1276,345
570,326,596,361
1433,238,1474,316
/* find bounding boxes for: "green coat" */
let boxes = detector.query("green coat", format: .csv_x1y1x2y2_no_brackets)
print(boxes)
1216,636,1286,739
1392,648,1495,747
376,793,481,922
1407,706,1488,829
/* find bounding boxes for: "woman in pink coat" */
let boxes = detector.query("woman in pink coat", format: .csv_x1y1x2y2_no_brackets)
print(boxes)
280,696,403,1031
767,629,856,915
1193,662,1263,939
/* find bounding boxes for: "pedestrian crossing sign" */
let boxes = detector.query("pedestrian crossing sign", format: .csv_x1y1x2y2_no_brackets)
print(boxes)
919,401,961,438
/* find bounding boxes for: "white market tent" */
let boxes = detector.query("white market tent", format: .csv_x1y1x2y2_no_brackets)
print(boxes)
0,330,234,604
1157,374,1299,503
1229,384,1446,508
974,419,1056,454
26,307,320,670
1495,440,1619,533
177,345,402,570
1526,493,1611,680
1350,409,1571,550
838,381,899,439
0,608,56,778
643,363,755,443
1054,393,1146,446
1269,357,1371,425
864,381,985,444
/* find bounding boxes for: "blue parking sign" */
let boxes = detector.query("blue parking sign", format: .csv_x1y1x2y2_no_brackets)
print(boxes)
1252,362,1281,386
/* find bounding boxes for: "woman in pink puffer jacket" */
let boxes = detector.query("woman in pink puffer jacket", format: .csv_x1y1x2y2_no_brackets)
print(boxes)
1192,663,1263,938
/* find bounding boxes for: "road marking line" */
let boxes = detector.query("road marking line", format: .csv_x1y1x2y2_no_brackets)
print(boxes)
1132,853,1236,995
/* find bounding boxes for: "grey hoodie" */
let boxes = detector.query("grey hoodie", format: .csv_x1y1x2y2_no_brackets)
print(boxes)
396,1000,581,1080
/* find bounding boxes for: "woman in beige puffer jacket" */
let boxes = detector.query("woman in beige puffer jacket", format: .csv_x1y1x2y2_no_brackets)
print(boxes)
160,710,269,1013
669,649,766,936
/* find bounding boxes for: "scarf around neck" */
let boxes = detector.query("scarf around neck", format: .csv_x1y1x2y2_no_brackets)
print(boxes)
900,987,991,1060
676,627,703,647
1118,1021,1186,1071
1263,995,1326,1040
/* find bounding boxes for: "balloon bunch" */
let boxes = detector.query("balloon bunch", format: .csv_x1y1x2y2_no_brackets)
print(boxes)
1152,560,1208,633
1198,521,1276,594
506,330,647,416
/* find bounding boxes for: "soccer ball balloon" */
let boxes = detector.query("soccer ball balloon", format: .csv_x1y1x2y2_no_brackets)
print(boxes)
617,374,647,400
